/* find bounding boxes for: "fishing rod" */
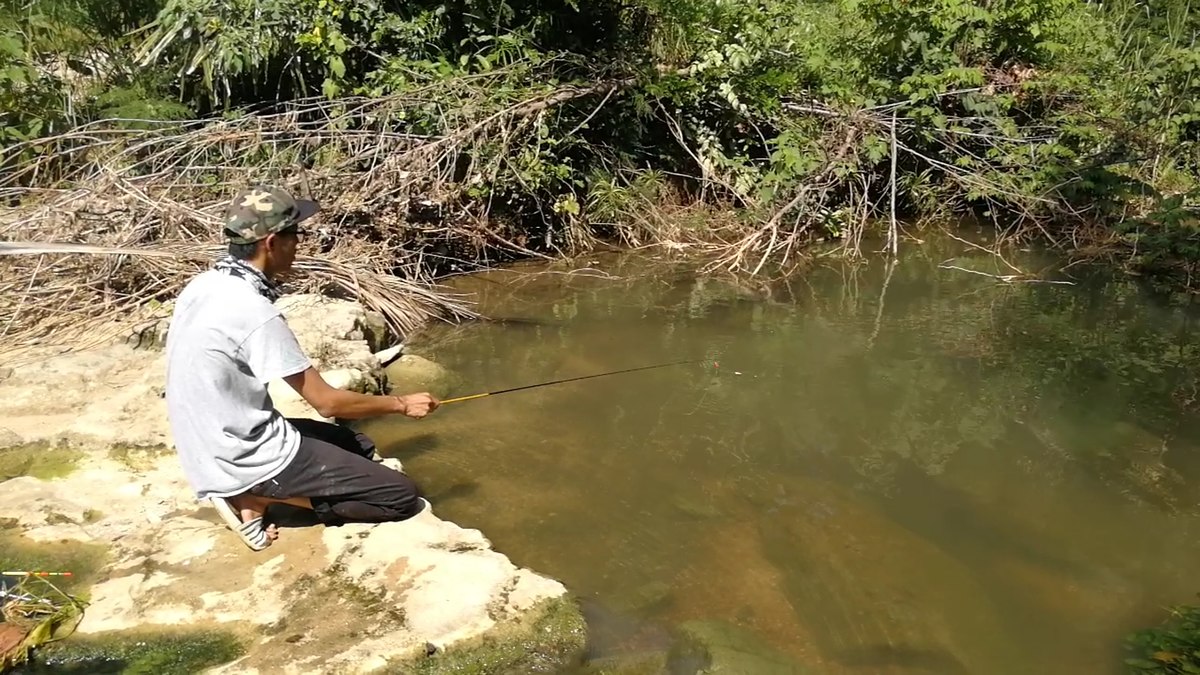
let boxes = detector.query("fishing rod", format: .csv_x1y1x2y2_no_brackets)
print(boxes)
440,358,706,405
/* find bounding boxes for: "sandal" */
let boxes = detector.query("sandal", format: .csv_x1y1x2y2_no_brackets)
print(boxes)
209,496,272,551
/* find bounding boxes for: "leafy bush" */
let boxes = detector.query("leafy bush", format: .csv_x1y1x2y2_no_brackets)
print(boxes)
1126,602,1200,674
3,0,1200,285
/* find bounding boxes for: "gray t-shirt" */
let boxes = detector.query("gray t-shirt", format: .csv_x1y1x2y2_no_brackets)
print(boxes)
164,269,312,499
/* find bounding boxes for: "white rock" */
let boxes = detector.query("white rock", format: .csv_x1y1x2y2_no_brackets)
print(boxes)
378,457,406,473
276,293,387,372
266,366,375,422
323,368,367,392
373,344,404,367
78,574,150,633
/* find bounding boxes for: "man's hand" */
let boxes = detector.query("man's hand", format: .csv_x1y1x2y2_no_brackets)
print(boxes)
285,367,441,421
396,392,439,419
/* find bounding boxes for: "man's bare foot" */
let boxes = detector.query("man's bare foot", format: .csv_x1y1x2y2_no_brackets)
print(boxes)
226,492,313,542
227,493,279,540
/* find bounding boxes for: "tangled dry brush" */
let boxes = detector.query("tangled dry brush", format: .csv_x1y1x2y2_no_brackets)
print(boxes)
0,92,570,365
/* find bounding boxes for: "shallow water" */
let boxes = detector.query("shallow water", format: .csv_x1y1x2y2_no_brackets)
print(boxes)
359,231,1200,674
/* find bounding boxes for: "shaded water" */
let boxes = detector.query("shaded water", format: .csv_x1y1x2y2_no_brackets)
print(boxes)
359,232,1200,674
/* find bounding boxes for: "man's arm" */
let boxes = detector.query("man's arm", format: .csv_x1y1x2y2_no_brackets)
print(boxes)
283,366,439,420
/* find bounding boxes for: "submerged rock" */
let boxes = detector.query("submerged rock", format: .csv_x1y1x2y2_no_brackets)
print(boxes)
750,474,1017,675
579,650,670,675
404,595,587,674
614,581,674,616
672,494,724,520
385,353,462,398
668,619,810,674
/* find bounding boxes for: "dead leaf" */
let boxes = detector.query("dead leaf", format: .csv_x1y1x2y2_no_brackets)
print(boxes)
0,623,30,667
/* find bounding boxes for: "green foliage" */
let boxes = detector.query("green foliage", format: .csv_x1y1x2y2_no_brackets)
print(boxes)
134,0,392,104
5,0,1200,286
0,20,77,143
0,0,190,153
1125,602,1200,674
856,0,1072,84
135,0,655,107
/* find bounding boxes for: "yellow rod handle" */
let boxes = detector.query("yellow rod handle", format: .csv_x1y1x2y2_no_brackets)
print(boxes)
440,392,491,405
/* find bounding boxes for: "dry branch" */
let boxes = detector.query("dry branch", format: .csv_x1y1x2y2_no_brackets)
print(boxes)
663,86,1073,277
0,76,635,362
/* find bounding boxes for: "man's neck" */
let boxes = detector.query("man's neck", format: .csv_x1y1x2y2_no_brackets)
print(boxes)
245,257,273,280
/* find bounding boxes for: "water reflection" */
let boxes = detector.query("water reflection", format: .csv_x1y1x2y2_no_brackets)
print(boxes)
357,235,1200,674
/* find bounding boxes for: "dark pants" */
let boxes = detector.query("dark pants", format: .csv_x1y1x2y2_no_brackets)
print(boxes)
248,418,423,526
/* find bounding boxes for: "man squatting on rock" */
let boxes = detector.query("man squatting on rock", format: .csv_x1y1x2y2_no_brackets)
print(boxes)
164,185,440,551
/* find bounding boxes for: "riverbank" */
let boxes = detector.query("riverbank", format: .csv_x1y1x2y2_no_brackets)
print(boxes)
4,0,1199,324
0,293,585,673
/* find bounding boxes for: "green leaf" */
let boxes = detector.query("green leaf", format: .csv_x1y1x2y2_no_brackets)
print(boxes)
329,56,345,79
0,35,24,58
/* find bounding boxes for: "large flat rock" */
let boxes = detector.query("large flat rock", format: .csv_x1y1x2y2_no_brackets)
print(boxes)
0,295,573,673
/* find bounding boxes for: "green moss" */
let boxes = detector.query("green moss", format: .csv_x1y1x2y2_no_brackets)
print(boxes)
107,442,172,472
401,595,587,675
323,565,407,627
20,627,245,674
43,513,75,526
576,651,670,675
0,440,84,481
0,530,108,595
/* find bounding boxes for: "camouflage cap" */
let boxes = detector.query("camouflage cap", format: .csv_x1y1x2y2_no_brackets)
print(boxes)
222,185,320,244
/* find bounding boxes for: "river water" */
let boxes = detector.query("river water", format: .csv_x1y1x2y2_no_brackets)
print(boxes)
358,231,1200,674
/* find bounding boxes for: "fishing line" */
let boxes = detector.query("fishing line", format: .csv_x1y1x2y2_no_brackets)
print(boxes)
439,358,708,405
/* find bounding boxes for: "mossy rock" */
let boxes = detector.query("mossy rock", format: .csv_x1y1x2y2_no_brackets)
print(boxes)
667,619,811,674
401,595,587,675
0,439,84,482
16,627,245,675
